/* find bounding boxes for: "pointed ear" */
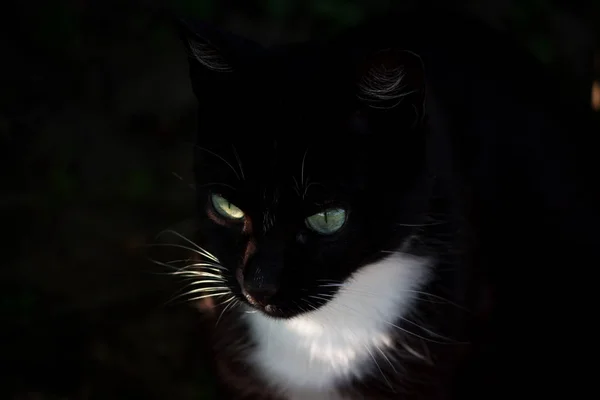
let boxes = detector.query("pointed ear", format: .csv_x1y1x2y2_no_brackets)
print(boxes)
177,19,234,72
356,48,426,127
175,18,262,103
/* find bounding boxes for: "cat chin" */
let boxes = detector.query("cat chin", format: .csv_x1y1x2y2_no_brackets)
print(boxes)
237,298,310,320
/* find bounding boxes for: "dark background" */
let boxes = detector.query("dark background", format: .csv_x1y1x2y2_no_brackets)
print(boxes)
1,0,599,399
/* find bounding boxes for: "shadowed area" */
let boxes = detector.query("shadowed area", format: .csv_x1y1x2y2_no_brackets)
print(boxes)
1,0,598,398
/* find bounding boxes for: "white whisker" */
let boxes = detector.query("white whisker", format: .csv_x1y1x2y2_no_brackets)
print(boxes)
171,172,196,191
364,344,395,393
183,286,231,296
147,243,219,264
232,144,245,180
394,221,446,227
186,292,231,302
311,290,453,344
216,296,237,327
300,147,309,191
171,270,224,279
316,283,468,312
185,279,226,285
155,229,220,263
195,145,241,181
376,344,398,374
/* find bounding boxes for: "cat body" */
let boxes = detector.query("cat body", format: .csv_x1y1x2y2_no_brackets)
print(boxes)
176,7,596,400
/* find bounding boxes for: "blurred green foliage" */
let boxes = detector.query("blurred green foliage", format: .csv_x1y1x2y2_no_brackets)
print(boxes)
507,0,556,64
266,0,294,20
172,0,217,19
125,168,154,202
36,2,82,56
309,0,364,27
49,166,76,200
0,286,38,324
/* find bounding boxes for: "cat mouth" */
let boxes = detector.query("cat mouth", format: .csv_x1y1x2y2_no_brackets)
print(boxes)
242,292,277,314
234,269,333,319
237,290,324,319
236,268,284,317
240,291,286,317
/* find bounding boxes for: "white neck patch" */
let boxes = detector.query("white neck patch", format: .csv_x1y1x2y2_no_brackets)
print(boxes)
244,251,431,397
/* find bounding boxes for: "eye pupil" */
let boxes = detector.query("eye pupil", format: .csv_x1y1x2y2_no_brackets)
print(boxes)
211,193,244,220
305,208,346,235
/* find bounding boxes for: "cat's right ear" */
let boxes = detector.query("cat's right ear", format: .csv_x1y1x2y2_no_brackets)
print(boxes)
175,18,262,102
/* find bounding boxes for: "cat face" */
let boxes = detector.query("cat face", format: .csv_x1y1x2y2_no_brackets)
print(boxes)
179,20,432,319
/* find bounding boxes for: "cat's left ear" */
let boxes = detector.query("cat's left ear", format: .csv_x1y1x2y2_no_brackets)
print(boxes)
355,48,426,127
177,19,236,72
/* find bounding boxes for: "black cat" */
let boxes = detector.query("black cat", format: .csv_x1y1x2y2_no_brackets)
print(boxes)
174,7,597,400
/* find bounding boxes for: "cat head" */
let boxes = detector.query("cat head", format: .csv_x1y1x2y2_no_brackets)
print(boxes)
178,19,432,319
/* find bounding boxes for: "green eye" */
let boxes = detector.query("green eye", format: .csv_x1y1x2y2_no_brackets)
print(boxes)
305,208,347,235
211,193,245,220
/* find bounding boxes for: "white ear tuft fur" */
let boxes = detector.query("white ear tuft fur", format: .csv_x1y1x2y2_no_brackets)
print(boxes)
356,49,425,113
187,38,233,72
358,64,415,109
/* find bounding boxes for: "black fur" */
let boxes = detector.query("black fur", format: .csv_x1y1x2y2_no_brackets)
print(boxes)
176,7,597,399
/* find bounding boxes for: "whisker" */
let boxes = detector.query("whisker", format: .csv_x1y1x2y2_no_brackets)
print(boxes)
165,258,194,265
167,286,231,306
148,248,222,270
172,266,228,276
291,176,301,196
163,289,229,307
364,344,395,393
376,344,398,374
155,230,220,263
174,261,228,271
397,316,456,342
195,145,241,181
308,294,333,302
183,286,231,296
171,172,196,191
400,341,432,363
185,279,226,285
317,283,345,287
380,318,460,345
303,180,325,198
149,256,223,274
171,270,224,279
395,221,447,227
300,147,309,191
293,300,310,315
402,290,469,311
231,144,245,180
145,243,216,262
309,291,459,344
165,277,225,299
186,292,231,303
301,298,319,312
187,288,231,303
174,278,226,289
316,283,469,312
214,295,237,308
216,296,237,327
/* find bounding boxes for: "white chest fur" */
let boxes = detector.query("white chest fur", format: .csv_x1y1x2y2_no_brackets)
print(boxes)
244,252,431,398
